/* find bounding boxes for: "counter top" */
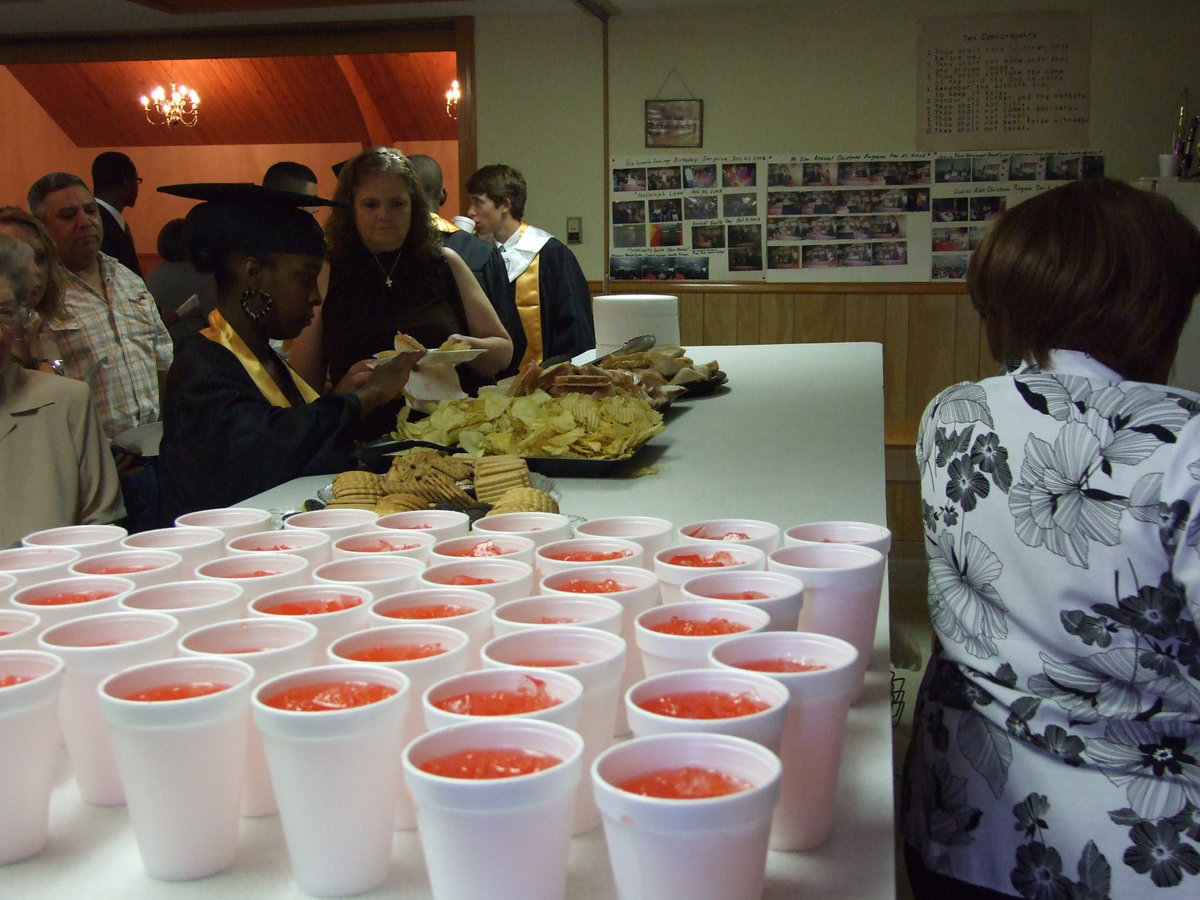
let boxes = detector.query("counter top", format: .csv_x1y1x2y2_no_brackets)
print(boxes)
7,342,895,898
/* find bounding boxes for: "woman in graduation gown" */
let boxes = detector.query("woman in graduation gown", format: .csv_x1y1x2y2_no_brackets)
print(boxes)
156,183,423,524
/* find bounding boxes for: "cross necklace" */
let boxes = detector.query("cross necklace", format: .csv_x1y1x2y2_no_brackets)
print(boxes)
373,249,402,288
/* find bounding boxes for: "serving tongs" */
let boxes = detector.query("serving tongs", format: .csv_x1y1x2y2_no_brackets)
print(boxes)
540,333,657,369
353,437,463,473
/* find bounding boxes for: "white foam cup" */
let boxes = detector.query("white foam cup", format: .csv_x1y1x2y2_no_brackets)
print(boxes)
404,718,584,900
676,518,781,554
38,610,180,805
492,594,623,637
0,572,15,605
249,584,373,657
422,666,583,732
177,617,319,817
625,667,789,751
767,542,885,694
282,507,379,541
536,537,644,578
11,575,135,635
680,569,806,631
69,549,183,589
98,656,255,879
452,214,476,233
0,609,40,651
709,631,860,850
653,543,766,604
573,516,673,570
22,523,128,558
327,624,471,829
332,529,437,564
376,509,470,542
470,511,571,550
227,528,334,568
591,732,781,900
541,564,660,734
312,555,424,598
119,579,245,634
0,546,82,591
252,664,410,897
173,506,273,540
0,650,64,865
195,552,310,610
419,557,534,605
369,588,495,663
783,520,892,556
481,626,626,834
120,526,225,575
634,600,770,677
430,533,536,569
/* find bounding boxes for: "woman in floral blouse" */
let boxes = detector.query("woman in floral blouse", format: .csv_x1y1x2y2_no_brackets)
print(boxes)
902,178,1200,898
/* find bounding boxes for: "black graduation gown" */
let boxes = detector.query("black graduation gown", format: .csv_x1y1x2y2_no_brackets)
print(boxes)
442,229,526,378
158,331,361,525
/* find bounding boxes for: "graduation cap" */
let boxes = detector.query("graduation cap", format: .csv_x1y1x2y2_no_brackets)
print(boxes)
158,182,343,266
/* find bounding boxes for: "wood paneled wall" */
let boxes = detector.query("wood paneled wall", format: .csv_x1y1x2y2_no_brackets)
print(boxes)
589,280,1000,546
591,281,997,422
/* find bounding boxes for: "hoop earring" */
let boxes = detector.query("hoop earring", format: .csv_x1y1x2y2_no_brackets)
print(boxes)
240,288,273,323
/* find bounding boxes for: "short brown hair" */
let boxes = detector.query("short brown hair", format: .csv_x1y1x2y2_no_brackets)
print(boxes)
968,178,1200,382
325,147,439,265
0,205,66,321
466,164,526,220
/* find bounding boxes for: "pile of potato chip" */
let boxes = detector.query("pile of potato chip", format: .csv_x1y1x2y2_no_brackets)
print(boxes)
394,389,663,459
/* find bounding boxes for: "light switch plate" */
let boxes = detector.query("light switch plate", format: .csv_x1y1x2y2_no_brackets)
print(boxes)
566,216,582,244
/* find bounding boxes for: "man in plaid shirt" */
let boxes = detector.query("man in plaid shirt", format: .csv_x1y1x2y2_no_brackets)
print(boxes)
28,172,173,531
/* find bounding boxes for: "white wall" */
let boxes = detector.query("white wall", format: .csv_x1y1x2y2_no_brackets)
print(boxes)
475,0,1200,279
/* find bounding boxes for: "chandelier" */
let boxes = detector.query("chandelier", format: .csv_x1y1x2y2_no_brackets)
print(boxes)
140,71,200,128
445,80,461,119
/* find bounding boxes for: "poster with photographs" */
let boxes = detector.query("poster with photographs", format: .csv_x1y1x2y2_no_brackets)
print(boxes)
928,148,1103,280
610,149,1101,282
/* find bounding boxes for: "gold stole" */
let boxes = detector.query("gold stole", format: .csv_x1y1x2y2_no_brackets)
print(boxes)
512,222,543,368
201,309,319,408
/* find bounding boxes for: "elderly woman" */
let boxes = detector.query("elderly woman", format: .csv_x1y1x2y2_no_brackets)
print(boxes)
288,147,512,412
156,183,423,523
901,178,1200,898
0,205,66,371
0,233,122,545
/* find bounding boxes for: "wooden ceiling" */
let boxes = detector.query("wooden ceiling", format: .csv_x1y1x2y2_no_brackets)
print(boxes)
5,51,460,147
126,0,463,11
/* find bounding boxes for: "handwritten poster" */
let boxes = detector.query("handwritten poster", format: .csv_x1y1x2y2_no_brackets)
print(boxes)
917,11,1091,151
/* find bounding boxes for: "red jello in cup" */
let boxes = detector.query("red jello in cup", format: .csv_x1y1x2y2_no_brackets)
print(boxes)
616,765,752,799
349,538,419,553
382,603,474,620
258,595,362,615
227,570,280,579
544,549,633,562
0,673,33,688
737,656,829,673
637,690,771,719
79,564,154,575
122,681,231,702
418,747,561,779
24,589,117,606
685,526,751,542
442,540,511,558
665,551,740,568
512,658,582,668
263,679,397,711
708,591,770,601
433,675,561,716
444,574,498,586
343,642,446,662
646,616,750,637
555,577,632,594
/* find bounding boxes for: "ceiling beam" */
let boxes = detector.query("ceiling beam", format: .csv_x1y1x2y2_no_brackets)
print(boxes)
334,54,392,147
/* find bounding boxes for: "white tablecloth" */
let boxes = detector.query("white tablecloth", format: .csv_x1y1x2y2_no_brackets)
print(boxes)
8,343,896,898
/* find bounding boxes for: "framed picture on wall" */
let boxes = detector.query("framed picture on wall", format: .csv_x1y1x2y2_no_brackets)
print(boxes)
645,99,703,148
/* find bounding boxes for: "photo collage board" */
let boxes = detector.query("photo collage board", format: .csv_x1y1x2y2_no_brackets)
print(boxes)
609,149,1103,282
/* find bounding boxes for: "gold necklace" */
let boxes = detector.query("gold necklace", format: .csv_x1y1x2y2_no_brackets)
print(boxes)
372,249,402,288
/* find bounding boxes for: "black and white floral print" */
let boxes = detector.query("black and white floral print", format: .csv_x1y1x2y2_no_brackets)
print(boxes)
902,351,1200,895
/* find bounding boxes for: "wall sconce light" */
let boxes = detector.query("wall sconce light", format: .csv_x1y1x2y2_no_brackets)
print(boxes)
445,80,461,119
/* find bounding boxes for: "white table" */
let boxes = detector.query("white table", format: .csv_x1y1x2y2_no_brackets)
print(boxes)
9,343,895,898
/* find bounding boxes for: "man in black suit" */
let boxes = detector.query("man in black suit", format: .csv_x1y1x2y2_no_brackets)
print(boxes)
91,151,142,276
407,153,525,377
